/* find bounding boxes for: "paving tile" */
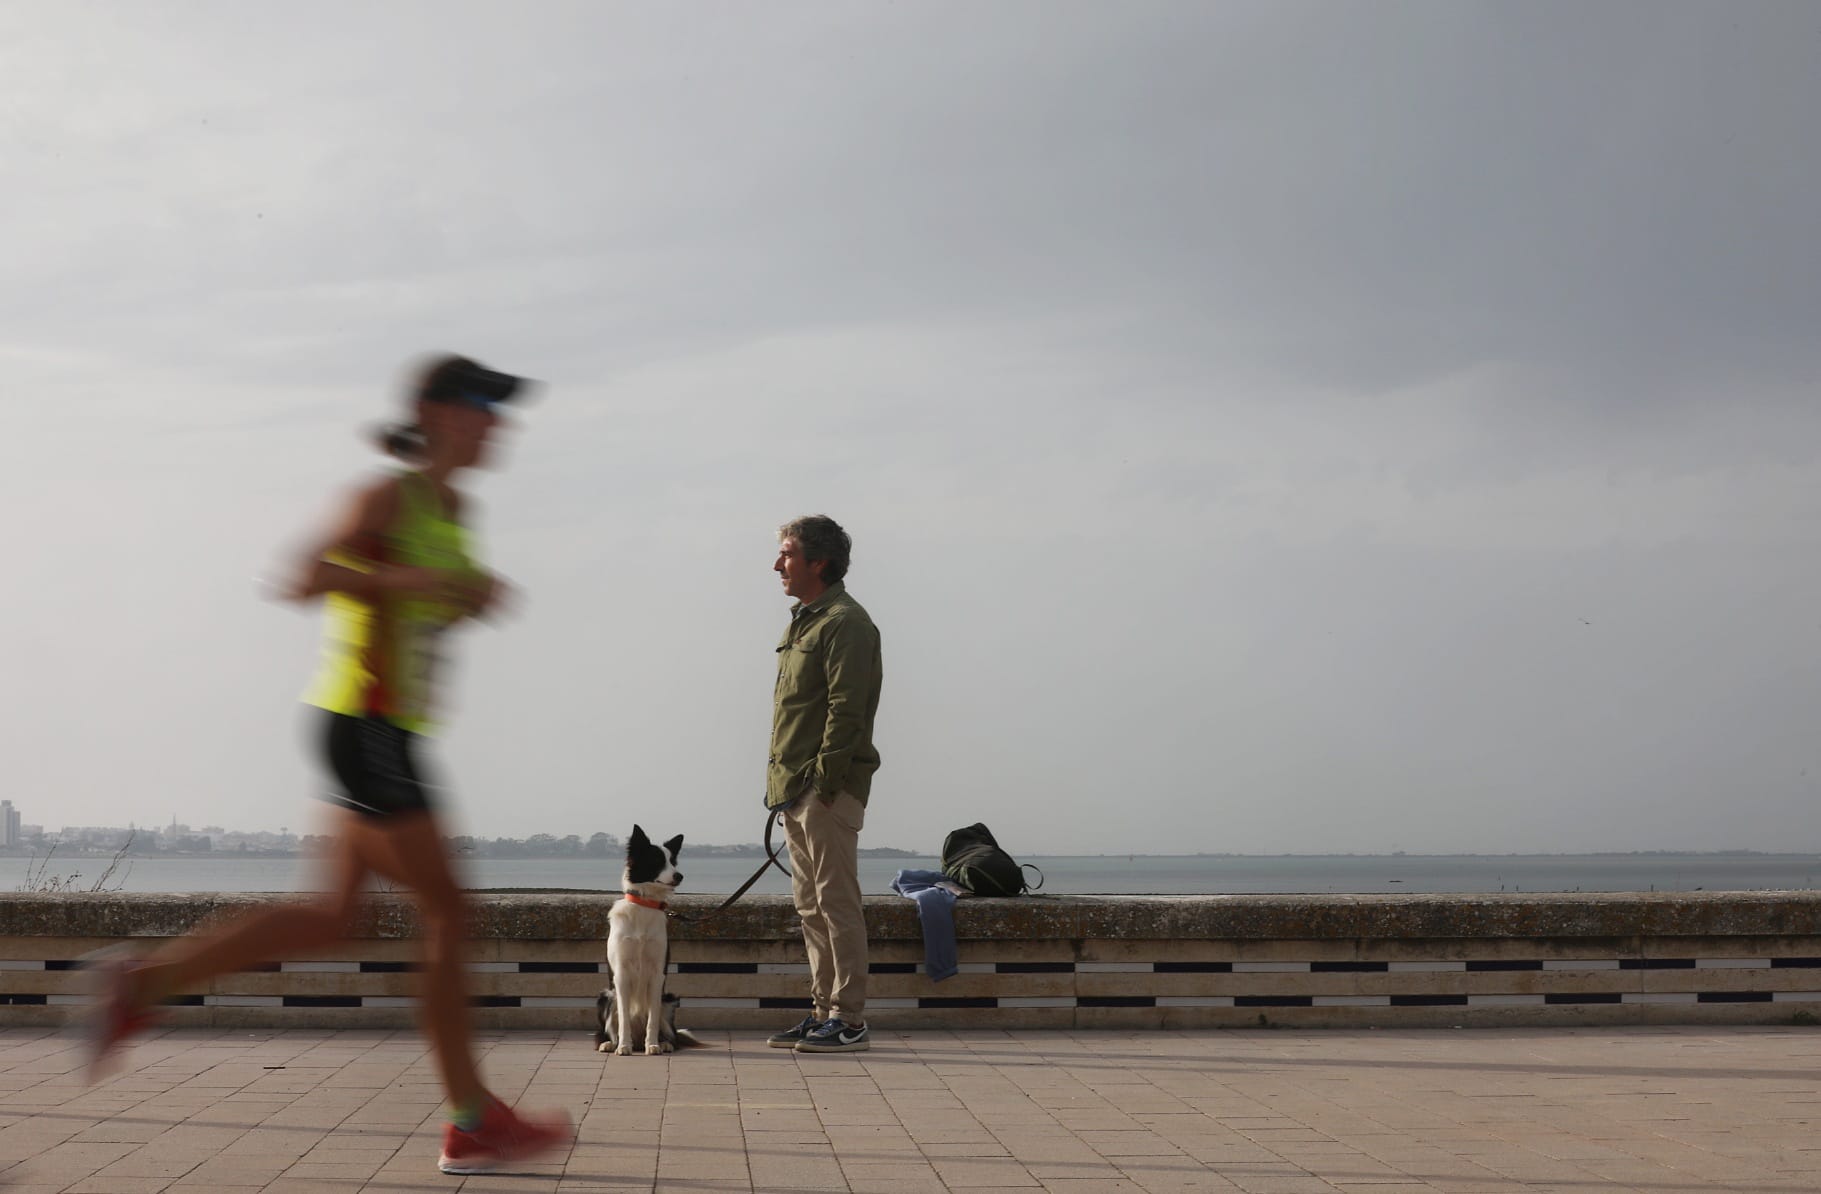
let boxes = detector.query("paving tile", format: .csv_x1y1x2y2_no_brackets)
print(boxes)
1076,1128,1191,1157
58,1178,177,1194
838,1160,950,1193
279,1161,388,1181
925,1156,1040,1187
746,1152,846,1189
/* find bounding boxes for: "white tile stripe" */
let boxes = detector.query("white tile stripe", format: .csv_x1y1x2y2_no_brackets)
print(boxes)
0,961,44,971
998,997,1076,1008
204,995,283,1007
1697,958,1772,969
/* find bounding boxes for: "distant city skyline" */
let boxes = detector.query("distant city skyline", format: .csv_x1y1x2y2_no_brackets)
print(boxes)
6,813,629,848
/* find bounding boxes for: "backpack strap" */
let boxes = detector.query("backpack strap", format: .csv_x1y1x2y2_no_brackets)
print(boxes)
1020,863,1045,893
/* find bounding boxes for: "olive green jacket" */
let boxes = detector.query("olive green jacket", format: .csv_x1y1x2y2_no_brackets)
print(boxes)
766,582,883,808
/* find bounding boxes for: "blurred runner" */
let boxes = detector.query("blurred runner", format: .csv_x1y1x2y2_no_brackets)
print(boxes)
80,354,572,1175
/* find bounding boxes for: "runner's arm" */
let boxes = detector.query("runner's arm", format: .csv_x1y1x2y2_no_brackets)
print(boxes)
279,479,445,602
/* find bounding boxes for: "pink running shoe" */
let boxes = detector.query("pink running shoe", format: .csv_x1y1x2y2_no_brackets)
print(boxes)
438,1098,573,1174
78,946,159,1082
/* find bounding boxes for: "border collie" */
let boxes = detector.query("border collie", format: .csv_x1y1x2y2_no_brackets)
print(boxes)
596,825,703,1054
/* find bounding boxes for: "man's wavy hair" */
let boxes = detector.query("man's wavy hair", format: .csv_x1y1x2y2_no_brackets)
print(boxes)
779,515,852,585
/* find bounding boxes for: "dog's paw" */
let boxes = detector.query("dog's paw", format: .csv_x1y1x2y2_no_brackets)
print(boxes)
596,1041,610,1054
660,1041,675,1054
645,1043,665,1055
614,1043,633,1056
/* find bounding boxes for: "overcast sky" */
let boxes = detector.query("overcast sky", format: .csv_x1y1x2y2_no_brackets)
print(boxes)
3,1,1818,857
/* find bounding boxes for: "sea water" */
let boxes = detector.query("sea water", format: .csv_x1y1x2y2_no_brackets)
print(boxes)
5,851,1818,896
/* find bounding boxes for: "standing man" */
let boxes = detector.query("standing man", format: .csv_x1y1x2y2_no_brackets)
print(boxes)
765,515,883,1053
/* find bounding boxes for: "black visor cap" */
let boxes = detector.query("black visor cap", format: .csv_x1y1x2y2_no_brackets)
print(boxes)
427,360,534,408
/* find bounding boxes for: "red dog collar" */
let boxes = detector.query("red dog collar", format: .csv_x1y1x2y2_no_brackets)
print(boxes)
623,892,668,911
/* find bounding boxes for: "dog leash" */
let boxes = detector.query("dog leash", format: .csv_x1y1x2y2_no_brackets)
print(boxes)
666,809,792,924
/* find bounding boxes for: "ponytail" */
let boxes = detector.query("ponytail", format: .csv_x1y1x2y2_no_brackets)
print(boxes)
374,421,427,461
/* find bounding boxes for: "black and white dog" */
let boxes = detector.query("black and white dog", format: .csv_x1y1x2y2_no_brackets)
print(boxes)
595,825,704,1055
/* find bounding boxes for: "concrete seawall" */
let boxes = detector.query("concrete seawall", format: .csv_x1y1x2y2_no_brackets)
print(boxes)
5,890,1821,1030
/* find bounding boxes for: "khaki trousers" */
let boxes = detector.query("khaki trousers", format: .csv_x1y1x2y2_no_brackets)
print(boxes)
783,791,868,1023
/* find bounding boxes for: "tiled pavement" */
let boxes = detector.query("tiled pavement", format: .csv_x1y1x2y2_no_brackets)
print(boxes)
3,1025,1821,1192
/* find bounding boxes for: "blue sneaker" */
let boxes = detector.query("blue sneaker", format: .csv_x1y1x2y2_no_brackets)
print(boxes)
795,1018,869,1053
766,1014,822,1049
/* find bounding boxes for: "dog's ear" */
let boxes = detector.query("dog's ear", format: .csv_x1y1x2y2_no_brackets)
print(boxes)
664,834,684,856
629,824,649,847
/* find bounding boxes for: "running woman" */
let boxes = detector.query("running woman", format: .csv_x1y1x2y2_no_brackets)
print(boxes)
81,354,571,1175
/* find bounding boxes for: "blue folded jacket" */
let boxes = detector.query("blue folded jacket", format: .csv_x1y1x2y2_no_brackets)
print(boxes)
890,868,963,982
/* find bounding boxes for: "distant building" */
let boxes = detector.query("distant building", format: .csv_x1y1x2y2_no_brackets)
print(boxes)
0,801,18,847
57,826,136,850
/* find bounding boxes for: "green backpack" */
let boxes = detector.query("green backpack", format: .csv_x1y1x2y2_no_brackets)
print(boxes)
940,823,1044,897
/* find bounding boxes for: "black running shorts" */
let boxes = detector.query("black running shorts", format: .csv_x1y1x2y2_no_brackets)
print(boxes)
318,711,437,818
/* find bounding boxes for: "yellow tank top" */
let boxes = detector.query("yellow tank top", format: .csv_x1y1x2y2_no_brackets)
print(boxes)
304,471,480,733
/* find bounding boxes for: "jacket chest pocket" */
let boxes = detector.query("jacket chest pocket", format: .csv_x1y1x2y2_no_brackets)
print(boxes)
775,636,823,691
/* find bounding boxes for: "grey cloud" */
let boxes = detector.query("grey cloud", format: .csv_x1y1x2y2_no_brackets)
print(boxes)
4,2,1818,853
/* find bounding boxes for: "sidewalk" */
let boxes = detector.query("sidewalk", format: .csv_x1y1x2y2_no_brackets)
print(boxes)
2,1024,1818,1192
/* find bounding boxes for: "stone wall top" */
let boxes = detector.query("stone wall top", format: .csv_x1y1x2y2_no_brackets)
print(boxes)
3,890,1819,943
